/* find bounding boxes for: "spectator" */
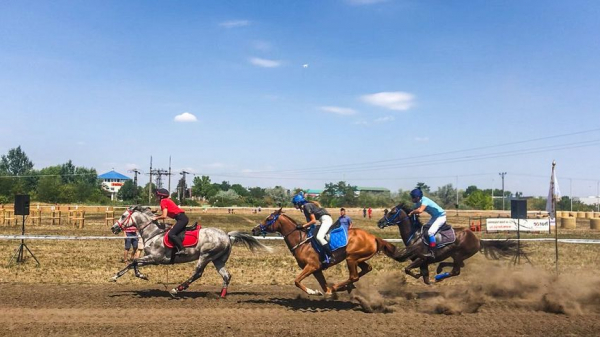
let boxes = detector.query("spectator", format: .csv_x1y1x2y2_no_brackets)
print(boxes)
123,225,139,263
368,207,373,219
362,207,367,218
338,208,353,230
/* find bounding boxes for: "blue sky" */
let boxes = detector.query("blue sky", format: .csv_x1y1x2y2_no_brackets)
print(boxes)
1,0,599,197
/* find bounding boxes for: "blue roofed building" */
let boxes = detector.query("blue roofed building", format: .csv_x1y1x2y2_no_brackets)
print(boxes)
98,170,131,200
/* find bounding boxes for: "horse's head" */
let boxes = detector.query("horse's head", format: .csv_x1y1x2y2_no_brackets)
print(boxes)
377,203,413,229
111,205,148,234
252,208,284,236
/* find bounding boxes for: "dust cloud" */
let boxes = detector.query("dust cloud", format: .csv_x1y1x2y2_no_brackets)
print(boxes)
350,265,600,315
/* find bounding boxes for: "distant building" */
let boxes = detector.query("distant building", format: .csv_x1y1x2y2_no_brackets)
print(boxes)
305,189,323,198
355,187,390,195
98,170,131,200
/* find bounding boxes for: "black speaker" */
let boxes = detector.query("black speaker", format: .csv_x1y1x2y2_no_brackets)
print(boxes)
511,199,527,219
14,195,30,216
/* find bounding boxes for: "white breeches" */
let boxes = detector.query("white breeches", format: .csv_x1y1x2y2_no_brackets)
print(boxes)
315,215,333,246
426,215,447,236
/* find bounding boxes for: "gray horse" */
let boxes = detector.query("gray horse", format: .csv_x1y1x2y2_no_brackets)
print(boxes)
110,206,271,297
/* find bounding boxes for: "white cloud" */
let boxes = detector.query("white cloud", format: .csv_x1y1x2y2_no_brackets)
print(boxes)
374,116,395,123
174,112,198,122
320,106,357,115
219,20,250,28
353,120,369,126
415,137,429,142
346,0,388,5
361,91,416,111
249,57,281,68
252,40,272,51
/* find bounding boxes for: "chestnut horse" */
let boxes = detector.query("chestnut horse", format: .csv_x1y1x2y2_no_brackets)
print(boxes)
377,203,522,284
251,208,402,296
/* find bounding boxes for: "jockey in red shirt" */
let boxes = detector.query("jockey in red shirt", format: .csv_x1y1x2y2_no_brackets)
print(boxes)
152,188,188,255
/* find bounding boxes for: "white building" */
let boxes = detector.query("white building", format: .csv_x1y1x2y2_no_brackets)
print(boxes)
98,170,131,200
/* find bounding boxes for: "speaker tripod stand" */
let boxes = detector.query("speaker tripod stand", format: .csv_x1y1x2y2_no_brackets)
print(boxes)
9,215,40,266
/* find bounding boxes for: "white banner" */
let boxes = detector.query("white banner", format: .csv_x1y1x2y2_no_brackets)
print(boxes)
486,218,550,232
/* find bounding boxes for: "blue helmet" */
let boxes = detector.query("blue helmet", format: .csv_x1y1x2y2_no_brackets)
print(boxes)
292,193,306,206
410,188,423,199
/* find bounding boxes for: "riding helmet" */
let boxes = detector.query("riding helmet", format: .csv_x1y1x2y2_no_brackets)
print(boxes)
292,193,306,206
155,188,170,198
410,188,423,199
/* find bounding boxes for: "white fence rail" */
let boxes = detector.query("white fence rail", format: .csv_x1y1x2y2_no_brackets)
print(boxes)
1,235,600,244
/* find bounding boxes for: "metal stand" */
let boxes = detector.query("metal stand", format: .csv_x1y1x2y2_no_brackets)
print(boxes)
9,215,40,266
511,218,531,265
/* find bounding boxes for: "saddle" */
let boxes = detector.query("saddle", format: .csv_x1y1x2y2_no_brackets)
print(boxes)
421,223,456,249
163,222,202,249
308,220,349,265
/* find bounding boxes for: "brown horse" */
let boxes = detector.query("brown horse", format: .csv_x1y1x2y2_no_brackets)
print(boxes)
377,203,522,285
251,208,402,296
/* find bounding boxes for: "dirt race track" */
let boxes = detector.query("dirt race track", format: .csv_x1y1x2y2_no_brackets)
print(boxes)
1,281,599,337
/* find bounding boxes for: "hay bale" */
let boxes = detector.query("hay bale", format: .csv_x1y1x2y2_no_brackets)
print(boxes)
569,212,576,217
591,218,600,230
585,212,594,219
560,217,576,229
577,212,586,218
555,211,563,218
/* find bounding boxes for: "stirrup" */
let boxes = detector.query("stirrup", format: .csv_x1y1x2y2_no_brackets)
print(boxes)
175,250,186,256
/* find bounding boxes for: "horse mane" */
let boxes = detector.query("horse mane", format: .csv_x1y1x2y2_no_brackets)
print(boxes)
281,213,301,226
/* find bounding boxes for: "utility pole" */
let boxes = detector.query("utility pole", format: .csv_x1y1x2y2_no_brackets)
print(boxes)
128,169,141,188
455,176,459,216
499,172,507,211
148,156,153,203
597,180,599,212
180,170,190,203
168,156,172,193
570,178,573,212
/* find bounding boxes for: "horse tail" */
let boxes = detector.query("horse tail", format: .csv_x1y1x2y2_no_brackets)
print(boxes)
375,237,402,262
479,239,523,260
228,231,273,253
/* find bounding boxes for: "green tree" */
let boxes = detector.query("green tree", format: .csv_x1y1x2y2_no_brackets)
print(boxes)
191,176,218,199
265,186,288,206
118,180,142,202
210,190,240,206
465,190,492,210
0,146,34,176
320,181,358,207
416,182,431,193
230,184,249,197
433,184,458,209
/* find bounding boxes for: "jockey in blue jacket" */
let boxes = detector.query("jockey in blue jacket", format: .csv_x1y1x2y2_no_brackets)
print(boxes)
408,188,446,258
292,192,335,265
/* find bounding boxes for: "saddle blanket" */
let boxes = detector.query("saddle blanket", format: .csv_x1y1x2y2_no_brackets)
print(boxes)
422,224,456,249
163,224,201,249
308,224,348,251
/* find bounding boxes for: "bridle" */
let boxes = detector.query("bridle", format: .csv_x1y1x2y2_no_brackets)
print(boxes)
380,206,421,244
258,212,307,252
115,209,157,233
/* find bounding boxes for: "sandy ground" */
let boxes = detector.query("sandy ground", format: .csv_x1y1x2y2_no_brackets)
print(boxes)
1,279,599,337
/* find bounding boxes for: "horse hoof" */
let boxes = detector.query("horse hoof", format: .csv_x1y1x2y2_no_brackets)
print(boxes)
110,276,118,282
306,288,323,296
169,288,178,298
137,274,148,280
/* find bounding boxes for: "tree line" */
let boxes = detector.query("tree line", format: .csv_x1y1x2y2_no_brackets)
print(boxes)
0,146,595,211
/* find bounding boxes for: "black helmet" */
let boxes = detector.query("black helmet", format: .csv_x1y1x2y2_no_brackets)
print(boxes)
155,188,169,198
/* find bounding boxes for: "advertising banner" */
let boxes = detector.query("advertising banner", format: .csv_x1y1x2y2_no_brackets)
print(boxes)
486,218,550,232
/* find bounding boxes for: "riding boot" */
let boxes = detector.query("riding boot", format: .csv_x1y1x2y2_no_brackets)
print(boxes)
322,243,335,264
170,236,185,256
427,235,436,259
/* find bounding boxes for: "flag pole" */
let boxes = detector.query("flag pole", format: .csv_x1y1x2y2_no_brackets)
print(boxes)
552,161,558,274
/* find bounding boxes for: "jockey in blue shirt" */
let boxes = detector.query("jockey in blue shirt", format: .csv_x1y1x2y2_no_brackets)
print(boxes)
408,188,447,258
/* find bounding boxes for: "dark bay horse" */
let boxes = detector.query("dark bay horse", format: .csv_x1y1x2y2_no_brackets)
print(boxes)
251,208,402,296
377,203,521,284
111,206,272,297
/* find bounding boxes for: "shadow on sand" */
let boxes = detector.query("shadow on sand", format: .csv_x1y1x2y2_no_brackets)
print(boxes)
244,296,360,312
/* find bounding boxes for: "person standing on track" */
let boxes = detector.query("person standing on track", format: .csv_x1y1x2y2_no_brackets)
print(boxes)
152,188,188,256
408,188,446,258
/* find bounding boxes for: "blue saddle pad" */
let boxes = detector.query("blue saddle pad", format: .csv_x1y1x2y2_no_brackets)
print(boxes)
308,225,349,252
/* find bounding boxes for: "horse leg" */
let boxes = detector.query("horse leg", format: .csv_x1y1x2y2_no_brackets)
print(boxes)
213,256,232,298
111,255,154,282
435,262,454,275
294,265,323,296
170,255,210,297
331,259,360,293
420,264,431,285
404,257,425,280
435,260,464,282
311,270,332,296
357,261,372,278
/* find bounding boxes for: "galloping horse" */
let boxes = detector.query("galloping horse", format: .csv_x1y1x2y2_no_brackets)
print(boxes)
251,208,402,296
111,206,272,297
377,203,522,284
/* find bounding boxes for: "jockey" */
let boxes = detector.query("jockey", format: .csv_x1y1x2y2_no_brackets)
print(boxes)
408,188,446,258
292,192,335,265
152,188,188,256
